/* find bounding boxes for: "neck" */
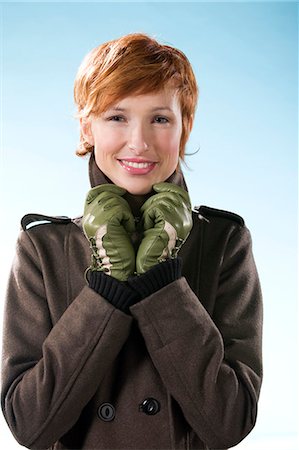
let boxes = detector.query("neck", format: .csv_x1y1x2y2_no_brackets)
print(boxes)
123,191,153,218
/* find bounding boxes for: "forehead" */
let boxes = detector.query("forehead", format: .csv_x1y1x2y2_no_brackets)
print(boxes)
109,87,181,112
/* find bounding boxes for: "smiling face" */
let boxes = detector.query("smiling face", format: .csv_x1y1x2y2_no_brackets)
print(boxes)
80,88,184,195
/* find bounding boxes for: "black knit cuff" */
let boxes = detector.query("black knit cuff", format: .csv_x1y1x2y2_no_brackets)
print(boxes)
88,270,140,314
128,257,182,299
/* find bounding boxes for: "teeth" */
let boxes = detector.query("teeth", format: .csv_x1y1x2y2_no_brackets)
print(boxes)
122,160,153,169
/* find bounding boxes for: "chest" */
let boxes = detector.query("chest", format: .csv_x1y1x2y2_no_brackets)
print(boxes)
44,218,224,324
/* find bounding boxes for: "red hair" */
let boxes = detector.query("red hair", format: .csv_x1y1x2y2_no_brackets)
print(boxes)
74,33,198,158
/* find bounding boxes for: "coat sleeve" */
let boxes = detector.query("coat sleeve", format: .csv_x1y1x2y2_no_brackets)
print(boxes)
130,225,263,449
1,229,133,449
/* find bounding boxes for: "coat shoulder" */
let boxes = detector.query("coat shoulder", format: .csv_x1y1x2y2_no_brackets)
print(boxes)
194,205,245,227
21,213,72,231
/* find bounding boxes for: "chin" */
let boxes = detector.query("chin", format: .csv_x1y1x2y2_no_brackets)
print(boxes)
124,185,153,195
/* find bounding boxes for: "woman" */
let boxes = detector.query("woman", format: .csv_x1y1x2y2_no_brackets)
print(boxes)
1,33,263,450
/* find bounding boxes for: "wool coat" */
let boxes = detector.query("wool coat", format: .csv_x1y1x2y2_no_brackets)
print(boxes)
1,161,263,450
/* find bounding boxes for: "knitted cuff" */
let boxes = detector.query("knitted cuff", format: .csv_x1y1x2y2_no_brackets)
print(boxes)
128,257,182,299
88,270,140,314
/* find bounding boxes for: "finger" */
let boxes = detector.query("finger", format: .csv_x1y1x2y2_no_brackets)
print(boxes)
85,184,127,205
153,182,191,203
121,210,136,233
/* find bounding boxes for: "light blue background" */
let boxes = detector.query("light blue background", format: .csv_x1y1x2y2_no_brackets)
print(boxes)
1,2,298,449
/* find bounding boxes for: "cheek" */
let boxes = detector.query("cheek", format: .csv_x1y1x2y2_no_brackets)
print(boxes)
94,144,113,172
93,124,124,151
160,131,181,160
93,135,118,164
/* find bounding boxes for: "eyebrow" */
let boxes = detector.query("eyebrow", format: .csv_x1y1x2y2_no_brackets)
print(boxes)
152,107,173,112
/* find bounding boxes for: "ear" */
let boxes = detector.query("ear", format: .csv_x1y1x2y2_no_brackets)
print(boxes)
80,117,95,146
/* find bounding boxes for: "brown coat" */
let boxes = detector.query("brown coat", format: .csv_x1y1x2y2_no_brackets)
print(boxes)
1,204,263,450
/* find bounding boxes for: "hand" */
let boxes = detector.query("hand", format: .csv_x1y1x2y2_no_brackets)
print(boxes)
136,183,193,274
82,184,136,281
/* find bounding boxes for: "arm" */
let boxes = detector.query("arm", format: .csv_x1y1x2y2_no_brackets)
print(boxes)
1,229,132,449
130,225,263,449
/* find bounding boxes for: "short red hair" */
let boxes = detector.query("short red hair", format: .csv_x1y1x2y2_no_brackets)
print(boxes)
74,33,198,158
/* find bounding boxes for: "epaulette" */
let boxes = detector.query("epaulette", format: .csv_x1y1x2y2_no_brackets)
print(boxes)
193,205,245,226
21,213,72,231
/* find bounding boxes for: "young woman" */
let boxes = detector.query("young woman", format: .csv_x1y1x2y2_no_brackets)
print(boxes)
1,33,263,450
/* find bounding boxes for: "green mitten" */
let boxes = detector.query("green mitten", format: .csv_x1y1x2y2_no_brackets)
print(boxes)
82,184,136,281
136,183,193,274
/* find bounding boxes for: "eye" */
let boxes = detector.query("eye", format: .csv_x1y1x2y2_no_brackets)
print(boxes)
153,116,169,124
107,115,125,122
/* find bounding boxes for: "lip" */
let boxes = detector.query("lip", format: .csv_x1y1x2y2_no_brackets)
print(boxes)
118,158,157,175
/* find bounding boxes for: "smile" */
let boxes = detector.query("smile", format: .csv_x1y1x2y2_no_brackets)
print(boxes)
121,160,153,168
118,159,157,175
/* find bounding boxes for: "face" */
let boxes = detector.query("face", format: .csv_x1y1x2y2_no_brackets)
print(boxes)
81,88,183,195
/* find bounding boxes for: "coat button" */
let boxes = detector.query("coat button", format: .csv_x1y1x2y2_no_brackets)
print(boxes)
97,403,115,421
139,398,160,415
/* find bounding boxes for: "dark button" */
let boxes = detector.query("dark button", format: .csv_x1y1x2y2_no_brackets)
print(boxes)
97,403,115,421
139,398,160,415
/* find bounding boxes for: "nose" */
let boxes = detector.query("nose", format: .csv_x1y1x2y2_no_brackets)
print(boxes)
128,123,149,154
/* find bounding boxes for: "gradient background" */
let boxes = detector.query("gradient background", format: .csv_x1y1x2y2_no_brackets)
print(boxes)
0,1,298,449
